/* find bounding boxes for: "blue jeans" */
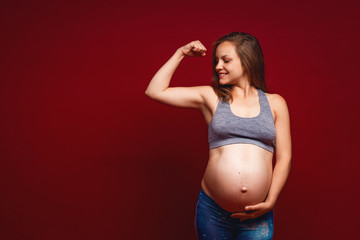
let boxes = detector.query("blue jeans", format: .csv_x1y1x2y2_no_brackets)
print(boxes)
194,189,274,240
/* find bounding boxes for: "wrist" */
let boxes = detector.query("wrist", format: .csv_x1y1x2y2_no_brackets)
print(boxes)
175,48,186,59
265,198,276,208
265,196,276,207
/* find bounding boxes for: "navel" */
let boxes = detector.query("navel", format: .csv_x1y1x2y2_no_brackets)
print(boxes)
241,186,248,193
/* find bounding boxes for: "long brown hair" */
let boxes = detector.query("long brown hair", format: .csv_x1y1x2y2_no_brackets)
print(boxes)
212,32,268,102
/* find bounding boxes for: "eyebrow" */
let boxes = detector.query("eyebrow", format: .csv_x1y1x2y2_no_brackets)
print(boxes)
215,54,230,58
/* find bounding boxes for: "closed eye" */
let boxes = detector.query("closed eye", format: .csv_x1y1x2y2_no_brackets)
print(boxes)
215,60,230,63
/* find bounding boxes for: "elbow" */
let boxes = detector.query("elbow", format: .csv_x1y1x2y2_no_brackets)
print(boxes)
144,89,153,98
289,158,292,169
145,88,165,100
276,155,292,169
144,89,150,97
286,157,292,173
144,89,158,100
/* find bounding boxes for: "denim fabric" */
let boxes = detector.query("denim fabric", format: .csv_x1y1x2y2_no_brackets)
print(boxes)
195,189,274,240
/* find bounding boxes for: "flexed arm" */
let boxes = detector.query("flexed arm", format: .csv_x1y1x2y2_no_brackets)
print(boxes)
145,41,209,110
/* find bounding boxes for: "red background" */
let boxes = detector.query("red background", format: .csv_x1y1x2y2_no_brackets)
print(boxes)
1,0,359,239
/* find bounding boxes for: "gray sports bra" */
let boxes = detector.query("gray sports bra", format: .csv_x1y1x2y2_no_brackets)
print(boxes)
208,88,276,153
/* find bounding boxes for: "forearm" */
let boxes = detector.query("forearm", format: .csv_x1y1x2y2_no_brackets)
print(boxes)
145,48,185,97
266,158,291,207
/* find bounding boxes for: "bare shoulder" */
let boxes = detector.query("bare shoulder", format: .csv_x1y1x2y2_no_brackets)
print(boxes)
199,85,218,105
199,85,217,97
191,85,218,117
265,92,288,106
265,92,289,121
194,85,214,94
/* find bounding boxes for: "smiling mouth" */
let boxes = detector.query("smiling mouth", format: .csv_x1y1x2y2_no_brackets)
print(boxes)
219,73,228,78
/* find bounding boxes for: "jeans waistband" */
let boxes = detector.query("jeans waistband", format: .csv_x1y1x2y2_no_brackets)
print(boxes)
199,188,233,216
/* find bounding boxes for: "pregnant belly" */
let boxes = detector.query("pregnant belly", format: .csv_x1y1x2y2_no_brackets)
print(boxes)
202,144,273,213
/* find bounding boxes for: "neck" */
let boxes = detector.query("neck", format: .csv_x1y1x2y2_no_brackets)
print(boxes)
231,83,257,100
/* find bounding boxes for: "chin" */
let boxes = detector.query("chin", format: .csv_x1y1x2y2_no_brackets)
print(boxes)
219,78,227,84
219,79,232,86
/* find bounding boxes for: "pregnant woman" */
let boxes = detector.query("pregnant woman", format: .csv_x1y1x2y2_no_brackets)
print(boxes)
145,32,292,240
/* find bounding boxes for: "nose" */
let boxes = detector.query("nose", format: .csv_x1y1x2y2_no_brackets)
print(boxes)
215,61,223,72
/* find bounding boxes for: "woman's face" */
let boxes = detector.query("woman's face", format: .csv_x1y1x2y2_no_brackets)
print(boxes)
215,41,246,85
